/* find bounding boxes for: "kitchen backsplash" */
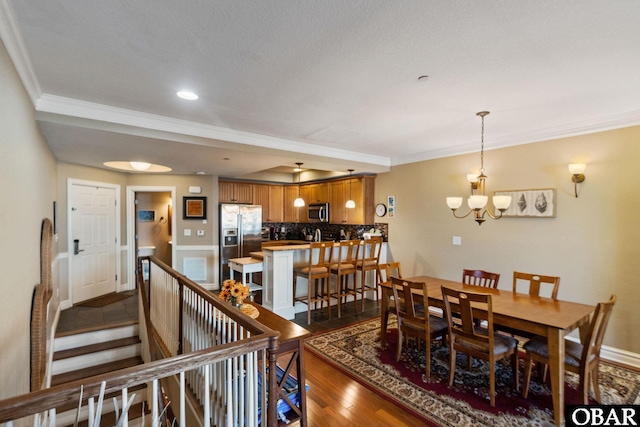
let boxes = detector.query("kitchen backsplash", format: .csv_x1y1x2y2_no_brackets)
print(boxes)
264,222,388,242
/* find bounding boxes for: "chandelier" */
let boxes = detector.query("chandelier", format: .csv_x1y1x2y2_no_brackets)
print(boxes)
446,111,511,225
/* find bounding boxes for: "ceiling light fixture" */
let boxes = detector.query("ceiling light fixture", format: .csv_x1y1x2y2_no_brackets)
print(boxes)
293,163,305,207
446,111,511,225
130,161,151,171
103,161,172,172
176,90,198,100
345,169,356,209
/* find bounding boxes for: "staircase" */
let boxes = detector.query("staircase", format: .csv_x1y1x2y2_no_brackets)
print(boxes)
52,321,147,426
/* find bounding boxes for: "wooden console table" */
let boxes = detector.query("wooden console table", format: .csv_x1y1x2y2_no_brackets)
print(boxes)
249,302,312,426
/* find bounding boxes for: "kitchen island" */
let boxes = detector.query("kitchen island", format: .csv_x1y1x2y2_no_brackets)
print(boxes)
256,242,387,320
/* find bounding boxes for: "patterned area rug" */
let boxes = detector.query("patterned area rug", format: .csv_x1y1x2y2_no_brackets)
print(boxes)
305,317,640,426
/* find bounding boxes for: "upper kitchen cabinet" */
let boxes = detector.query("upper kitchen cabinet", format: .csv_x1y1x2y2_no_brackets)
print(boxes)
329,176,375,225
307,182,329,204
284,185,303,222
219,181,253,204
253,184,284,222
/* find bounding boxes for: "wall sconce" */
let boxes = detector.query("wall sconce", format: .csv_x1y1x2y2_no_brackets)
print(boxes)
568,163,586,198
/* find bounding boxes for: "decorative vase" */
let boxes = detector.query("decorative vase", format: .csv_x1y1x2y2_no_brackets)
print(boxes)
230,296,242,309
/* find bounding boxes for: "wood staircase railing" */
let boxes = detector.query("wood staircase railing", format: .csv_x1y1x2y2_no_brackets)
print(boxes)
0,256,281,426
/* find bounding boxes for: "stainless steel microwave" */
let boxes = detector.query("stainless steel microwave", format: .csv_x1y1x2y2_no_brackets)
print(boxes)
308,203,330,223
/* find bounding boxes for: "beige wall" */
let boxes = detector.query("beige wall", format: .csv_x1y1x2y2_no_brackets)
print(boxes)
375,126,640,353
0,40,58,399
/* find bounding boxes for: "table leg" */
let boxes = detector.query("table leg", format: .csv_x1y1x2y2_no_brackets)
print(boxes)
547,327,565,427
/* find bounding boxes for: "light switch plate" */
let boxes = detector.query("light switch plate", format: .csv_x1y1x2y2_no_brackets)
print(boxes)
452,236,462,246
197,230,205,236
184,229,191,236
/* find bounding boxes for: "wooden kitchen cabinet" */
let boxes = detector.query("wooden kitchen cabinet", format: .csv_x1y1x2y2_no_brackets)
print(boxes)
308,183,329,204
252,184,283,222
219,181,253,203
329,176,374,225
284,185,303,222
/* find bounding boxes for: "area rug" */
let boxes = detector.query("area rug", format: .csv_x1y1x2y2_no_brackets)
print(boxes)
305,317,640,427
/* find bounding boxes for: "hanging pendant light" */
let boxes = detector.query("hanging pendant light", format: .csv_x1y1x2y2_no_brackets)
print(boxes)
293,163,305,207
345,169,356,208
445,111,511,225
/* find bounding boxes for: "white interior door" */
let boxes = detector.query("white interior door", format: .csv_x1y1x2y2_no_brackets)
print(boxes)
70,183,117,303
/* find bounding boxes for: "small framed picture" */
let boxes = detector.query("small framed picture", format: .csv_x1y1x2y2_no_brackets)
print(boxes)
387,196,395,218
183,196,207,220
138,210,155,221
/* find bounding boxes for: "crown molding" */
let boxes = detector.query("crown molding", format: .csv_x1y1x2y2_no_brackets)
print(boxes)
0,0,41,103
36,93,391,167
391,109,640,166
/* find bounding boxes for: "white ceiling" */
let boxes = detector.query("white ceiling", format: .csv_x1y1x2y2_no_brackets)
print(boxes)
3,1,640,180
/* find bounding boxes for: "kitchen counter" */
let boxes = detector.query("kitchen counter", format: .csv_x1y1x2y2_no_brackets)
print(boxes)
259,241,387,319
261,240,308,248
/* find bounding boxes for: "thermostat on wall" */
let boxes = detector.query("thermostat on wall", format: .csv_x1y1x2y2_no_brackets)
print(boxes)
189,186,202,194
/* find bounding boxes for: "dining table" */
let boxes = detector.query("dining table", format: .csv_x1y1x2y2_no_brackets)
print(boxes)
378,275,595,427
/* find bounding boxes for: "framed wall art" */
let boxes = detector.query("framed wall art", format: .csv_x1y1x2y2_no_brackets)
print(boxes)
138,210,156,221
494,188,556,218
387,196,396,218
183,196,207,220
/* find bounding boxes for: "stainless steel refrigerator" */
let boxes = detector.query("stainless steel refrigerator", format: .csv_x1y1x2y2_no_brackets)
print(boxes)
219,204,262,282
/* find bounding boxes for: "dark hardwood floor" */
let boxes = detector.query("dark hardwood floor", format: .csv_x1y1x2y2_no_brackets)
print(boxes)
57,292,427,426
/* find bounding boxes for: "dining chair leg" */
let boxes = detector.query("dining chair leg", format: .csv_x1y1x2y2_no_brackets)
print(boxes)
448,347,457,386
591,366,601,403
511,352,520,392
395,327,403,362
522,354,533,398
424,336,431,377
489,362,496,407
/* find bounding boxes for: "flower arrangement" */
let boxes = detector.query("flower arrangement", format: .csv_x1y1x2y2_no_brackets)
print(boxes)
219,279,251,306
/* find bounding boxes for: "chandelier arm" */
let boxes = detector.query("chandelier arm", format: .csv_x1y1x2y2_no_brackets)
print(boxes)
484,208,505,220
450,209,475,219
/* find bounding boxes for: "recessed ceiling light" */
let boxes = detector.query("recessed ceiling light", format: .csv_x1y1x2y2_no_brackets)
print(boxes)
177,90,198,100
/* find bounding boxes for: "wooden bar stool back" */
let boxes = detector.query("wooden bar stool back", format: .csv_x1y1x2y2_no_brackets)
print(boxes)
330,240,360,317
357,236,383,310
293,241,333,325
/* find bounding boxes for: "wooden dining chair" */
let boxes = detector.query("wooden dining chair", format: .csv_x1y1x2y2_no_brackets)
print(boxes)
329,239,360,318
522,294,617,403
513,271,560,299
293,241,333,325
391,277,448,377
441,286,519,407
356,236,383,310
378,262,403,338
462,269,500,288
500,271,561,341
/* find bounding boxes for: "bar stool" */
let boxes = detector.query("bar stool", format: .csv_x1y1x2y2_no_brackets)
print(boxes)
330,240,360,317
356,236,383,310
293,241,333,325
